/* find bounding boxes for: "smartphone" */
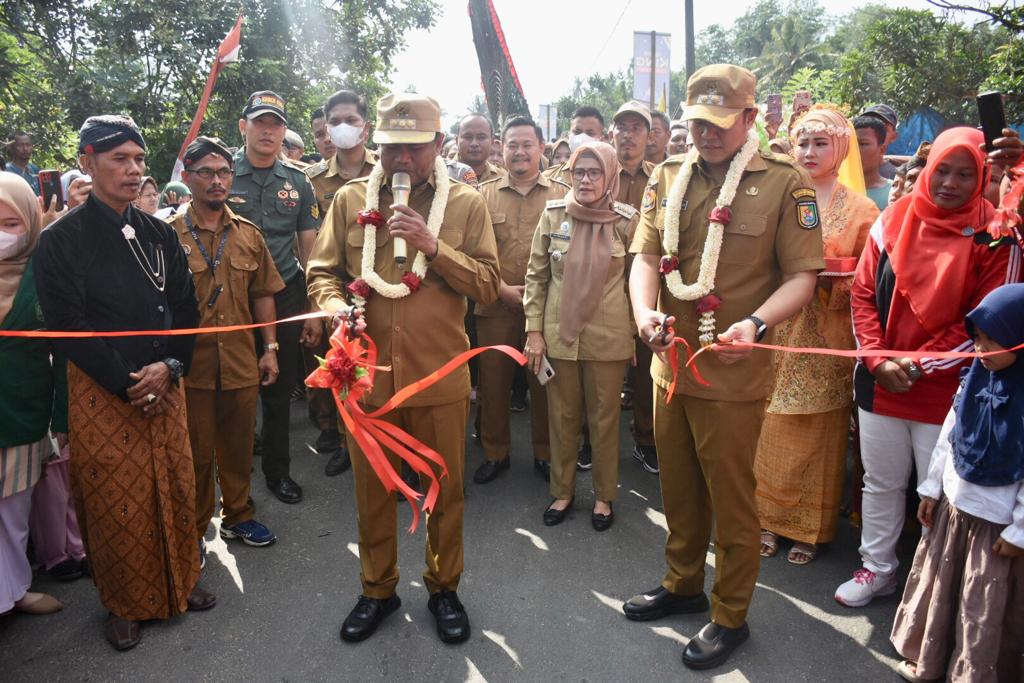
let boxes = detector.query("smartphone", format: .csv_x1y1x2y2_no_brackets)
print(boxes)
38,169,64,211
766,94,782,116
793,90,812,113
535,355,556,386
977,91,1006,152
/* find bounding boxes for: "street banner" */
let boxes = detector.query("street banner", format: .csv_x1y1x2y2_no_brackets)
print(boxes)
633,31,671,113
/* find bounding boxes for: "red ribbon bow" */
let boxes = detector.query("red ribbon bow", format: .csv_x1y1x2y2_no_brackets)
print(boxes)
306,322,526,531
708,206,732,225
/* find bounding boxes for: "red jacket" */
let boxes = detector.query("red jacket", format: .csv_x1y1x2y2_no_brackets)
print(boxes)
851,218,1021,424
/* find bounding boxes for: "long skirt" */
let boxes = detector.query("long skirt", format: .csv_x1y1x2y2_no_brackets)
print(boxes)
0,487,34,612
754,407,850,544
890,497,1024,682
67,364,199,621
30,444,86,570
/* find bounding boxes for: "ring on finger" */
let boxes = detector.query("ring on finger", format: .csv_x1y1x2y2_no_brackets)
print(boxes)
146,393,157,404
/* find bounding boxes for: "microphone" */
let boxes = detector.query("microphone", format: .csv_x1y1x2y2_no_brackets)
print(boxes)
391,172,411,265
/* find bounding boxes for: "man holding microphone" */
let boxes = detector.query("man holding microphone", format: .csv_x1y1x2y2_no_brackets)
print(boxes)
306,93,499,645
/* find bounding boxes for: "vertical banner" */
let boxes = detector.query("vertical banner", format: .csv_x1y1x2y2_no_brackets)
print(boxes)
632,31,671,113
537,104,556,141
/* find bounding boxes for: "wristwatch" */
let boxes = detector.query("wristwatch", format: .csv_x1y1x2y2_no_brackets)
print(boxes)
264,342,281,352
162,357,184,382
743,315,768,342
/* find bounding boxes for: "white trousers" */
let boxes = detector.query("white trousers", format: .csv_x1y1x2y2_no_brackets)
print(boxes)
857,409,942,576
0,487,34,612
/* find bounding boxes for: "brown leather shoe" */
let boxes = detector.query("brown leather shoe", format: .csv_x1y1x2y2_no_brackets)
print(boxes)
104,613,141,651
187,585,217,611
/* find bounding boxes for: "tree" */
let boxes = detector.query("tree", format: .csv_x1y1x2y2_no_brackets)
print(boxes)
0,0,439,176
553,70,633,134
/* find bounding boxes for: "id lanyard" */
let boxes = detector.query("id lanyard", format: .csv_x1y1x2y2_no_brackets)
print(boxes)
184,212,230,307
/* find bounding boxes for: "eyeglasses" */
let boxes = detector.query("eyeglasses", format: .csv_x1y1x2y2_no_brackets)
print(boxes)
572,168,604,181
139,192,159,200
187,168,234,180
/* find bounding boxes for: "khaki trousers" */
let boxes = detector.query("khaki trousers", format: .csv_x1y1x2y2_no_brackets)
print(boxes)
476,314,550,462
654,387,766,628
185,386,259,540
348,399,469,598
547,358,627,502
631,338,655,447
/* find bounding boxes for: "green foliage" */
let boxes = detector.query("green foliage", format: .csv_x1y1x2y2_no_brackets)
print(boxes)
0,0,438,180
982,37,1024,120
553,70,633,134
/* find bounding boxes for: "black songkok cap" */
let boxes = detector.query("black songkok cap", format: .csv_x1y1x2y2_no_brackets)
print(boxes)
183,136,234,168
78,115,146,154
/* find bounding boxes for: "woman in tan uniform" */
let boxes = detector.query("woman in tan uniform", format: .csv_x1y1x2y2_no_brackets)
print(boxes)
523,141,637,531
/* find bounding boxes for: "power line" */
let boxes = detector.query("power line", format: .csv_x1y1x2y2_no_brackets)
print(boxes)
588,0,635,73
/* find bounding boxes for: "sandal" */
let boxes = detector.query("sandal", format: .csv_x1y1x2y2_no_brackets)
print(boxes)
759,530,779,558
787,542,818,565
896,660,940,682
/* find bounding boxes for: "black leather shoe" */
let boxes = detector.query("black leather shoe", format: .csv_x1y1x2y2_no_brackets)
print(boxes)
543,498,573,526
591,503,614,531
266,477,303,504
533,458,550,482
427,590,470,644
316,429,342,454
341,594,401,643
682,621,750,670
50,558,85,581
622,586,709,621
325,447,351,477
473,458,509,484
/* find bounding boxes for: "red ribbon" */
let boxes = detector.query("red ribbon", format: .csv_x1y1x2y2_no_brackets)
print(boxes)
0,312,330,338
306,323,526,532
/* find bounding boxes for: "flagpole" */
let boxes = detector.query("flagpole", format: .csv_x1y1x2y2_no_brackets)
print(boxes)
171,14,243,180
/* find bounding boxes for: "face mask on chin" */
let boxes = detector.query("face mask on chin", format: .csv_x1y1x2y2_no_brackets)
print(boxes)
0,231,29,260
328,123,364,151
568,132,598,153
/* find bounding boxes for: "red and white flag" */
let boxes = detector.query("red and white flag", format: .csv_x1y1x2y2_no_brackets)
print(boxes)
171,15,243,181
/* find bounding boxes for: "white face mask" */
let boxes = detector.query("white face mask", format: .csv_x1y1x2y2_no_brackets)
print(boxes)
328,123,364,151
568,132,598,153
0,231,29,260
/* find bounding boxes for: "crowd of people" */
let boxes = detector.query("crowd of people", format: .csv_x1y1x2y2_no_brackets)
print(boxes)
1,61,1022,679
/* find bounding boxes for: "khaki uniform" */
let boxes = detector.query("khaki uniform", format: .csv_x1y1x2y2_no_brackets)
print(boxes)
617,161,657,449
172,206,285,539
474,161,507,185
304,148,378,215
306,174,500,597
524,201,637,502
630,151,824,627
542,160,571,187
476,174,570,464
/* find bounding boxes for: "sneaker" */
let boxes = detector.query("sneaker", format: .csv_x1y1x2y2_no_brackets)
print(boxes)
834,567,897,607
576,443,593,471
199,539,207,570
220,520,277,547
633,444,659,474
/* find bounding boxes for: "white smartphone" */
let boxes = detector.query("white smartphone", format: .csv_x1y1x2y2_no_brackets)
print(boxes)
536,355,555,386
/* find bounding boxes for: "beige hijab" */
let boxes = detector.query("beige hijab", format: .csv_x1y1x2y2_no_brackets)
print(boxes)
0,172,43,325
559,141,621,344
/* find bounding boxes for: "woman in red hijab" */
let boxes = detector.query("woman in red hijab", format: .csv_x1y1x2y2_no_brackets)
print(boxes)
836,127,1022,608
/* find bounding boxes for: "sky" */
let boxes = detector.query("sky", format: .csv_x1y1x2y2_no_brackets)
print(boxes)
387,0,939,127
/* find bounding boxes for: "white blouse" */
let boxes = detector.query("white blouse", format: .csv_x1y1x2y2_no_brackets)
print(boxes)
918,404,1024,549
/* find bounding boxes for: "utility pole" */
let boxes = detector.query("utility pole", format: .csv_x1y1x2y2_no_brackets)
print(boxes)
685,0,695,78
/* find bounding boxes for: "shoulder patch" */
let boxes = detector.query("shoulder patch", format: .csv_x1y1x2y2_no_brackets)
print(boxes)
303,160,328,178
796,200,820,229
791,188,816,201
280,158,308,173
545,199,567,210
642,183,658,212
613,202,638,219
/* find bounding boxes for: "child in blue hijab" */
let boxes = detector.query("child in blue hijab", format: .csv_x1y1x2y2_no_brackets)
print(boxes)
890,283,1024,683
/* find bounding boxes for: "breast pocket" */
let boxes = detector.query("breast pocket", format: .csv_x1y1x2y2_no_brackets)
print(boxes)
548,240,569,275
719,213,767,264
439,225,464,251
490,212,509,242
228,254,258,305
275,195,299,216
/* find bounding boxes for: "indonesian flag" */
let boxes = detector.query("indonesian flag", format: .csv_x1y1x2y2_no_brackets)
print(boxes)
171,15,243,181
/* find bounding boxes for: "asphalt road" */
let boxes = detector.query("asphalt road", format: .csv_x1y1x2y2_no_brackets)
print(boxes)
1,399,913,682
